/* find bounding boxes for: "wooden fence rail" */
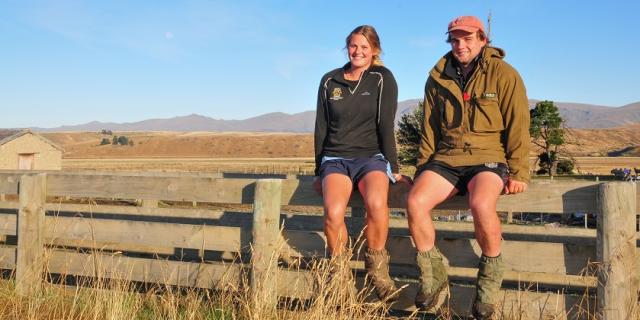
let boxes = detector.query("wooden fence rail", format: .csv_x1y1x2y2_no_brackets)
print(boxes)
0,172,637,319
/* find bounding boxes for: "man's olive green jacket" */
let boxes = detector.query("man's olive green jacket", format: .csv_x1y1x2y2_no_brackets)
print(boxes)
416,46,530,183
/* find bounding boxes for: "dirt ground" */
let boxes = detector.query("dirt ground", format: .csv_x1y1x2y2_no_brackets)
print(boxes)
44,131,313,158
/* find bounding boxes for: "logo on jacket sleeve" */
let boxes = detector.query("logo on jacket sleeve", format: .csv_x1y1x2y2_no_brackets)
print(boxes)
330,88,343,100
481,92,497,99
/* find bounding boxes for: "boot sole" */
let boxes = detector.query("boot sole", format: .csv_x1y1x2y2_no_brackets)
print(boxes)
471,302,495,320
415,281,449,311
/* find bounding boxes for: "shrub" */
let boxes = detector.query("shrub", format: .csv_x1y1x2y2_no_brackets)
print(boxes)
117,136,129,146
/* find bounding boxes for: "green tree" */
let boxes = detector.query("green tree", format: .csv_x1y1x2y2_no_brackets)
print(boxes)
536,151,575,175
529,100,566,176
117,136,129,146
395,103,423,166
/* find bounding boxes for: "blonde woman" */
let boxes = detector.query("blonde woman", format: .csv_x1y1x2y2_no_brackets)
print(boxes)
313,25,408,302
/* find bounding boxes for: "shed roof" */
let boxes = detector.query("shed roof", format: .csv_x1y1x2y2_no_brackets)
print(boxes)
0,129,64,152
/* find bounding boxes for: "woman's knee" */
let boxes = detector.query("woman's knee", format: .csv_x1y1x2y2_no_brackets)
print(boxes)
324,205,346,227
364,196,387,214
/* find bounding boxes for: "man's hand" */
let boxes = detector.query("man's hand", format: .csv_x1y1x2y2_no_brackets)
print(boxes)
312,176,323,196
503,178,527,195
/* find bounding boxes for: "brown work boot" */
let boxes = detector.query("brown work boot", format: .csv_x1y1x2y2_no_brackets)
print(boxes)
364,247,399,302
471,254,505,320
415,247,448,311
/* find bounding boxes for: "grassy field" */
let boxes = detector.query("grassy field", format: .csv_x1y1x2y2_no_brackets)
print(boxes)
61,157,317,174
42,130,640,176
60,156,640,177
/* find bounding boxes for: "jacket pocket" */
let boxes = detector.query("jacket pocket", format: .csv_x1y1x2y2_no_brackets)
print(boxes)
472,98,504,132
439,98,461,129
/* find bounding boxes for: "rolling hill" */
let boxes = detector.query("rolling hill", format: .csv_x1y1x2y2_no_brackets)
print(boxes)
23,100,640,132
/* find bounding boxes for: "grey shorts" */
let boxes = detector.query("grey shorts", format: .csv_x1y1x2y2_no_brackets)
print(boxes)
421,160,509,195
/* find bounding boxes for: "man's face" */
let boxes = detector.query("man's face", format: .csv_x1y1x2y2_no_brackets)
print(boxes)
449,30,487,66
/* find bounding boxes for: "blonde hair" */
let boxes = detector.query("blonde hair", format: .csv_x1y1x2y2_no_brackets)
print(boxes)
345,25,383,66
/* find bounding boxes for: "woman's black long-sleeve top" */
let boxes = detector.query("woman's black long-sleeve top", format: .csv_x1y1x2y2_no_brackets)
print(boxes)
314,64,399,176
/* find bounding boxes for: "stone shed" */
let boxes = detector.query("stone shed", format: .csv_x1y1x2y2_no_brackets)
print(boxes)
0,129,64,170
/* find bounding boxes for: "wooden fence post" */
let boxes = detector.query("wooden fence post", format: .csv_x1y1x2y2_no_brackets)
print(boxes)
251,179,282,311
596,182,637,320
16,173,47,296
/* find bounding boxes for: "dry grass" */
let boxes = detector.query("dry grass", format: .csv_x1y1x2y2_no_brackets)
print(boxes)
0,241,396,320
0,202,635,320
0,245,637,320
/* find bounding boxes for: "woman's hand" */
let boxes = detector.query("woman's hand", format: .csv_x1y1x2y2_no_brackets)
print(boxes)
313,176,323,196
393,173,413,186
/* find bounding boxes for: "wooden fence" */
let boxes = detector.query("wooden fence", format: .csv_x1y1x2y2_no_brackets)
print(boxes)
0,171,637,319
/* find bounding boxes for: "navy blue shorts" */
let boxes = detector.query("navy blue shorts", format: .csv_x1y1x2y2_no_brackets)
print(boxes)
319,154,393,184
421,160,509,195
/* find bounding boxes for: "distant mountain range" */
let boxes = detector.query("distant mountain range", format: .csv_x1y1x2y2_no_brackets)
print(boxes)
28,99,640,132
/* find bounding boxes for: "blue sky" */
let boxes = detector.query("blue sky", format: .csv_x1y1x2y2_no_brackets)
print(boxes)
1,0,638,128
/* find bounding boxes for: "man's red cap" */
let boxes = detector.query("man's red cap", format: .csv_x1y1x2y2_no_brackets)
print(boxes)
447,16,485,33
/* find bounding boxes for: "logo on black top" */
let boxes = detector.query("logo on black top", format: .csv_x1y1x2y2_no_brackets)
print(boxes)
330,88,343,100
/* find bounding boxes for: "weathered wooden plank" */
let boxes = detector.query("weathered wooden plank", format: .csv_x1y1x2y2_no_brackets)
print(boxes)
2,172,640,212
0,214,17,236
44,216,247,252
444,266,597,288
16,174,47,296
281,213,597,244
3,203,606,248
0,201,18,209
50,238,179,256
277,267,594,318
392,279,594,318
44,203,235,222
430,221,597,245
9,174,607,212
282,230,595,276
141,199,158,208
0,246,16,269
45,175,258,203
1,170,287,179
284,179,603,213
46,250,242,289
596,182,637,320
